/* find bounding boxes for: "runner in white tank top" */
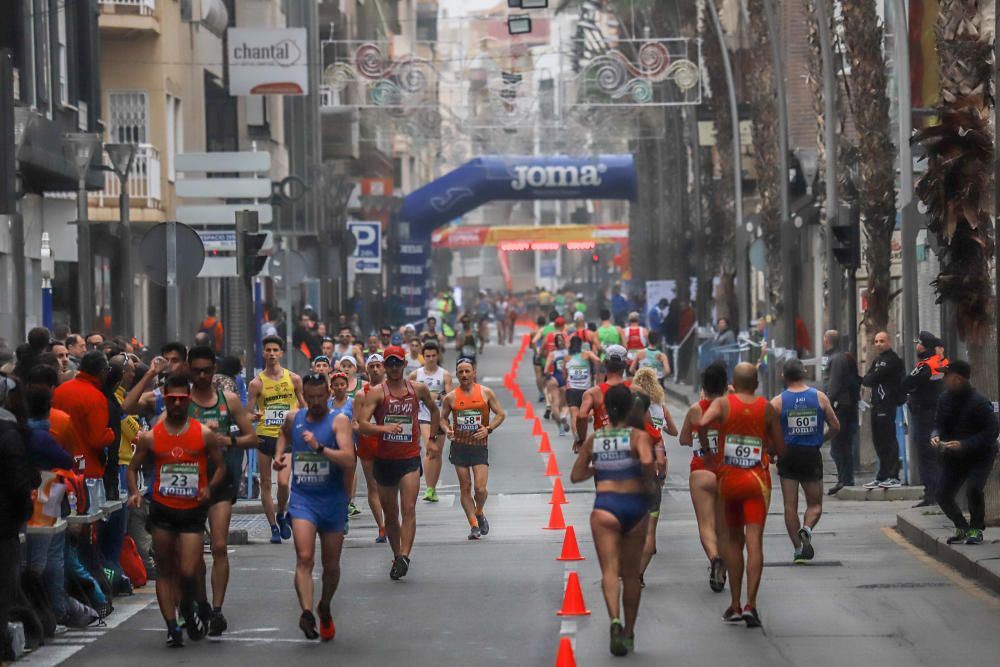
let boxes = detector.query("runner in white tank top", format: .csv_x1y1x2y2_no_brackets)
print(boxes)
408,342,453,503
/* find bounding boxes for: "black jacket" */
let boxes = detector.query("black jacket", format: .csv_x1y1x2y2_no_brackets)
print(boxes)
934,387,999,458
862,349,905,412
0,414,41,539
824,349,860,408
902,351,946,409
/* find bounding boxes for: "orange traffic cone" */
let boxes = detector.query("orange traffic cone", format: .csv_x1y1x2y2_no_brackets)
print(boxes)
537,432,552,454
549,476,567,504
544,453,560,477
543,501,566,530
515,392,526,409
557,525,584,561
554,637,577,667
524,403,536,420
532,418,545,436
556,571,591,616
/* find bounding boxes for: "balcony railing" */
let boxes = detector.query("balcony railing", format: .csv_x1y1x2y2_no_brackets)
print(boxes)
92,144,162,208
98,0,155,15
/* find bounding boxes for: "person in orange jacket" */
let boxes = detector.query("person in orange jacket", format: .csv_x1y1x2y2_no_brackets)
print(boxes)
198,306,225,355
52,351,115,478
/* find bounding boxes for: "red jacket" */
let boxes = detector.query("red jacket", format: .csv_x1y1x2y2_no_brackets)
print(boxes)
52,371,114,479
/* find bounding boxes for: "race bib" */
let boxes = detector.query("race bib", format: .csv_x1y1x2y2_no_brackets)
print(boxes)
723,435,763,469
159,463,199,498
456,410,483,433
383,414,413,442
294,452,330,484
569,367,589,382
264,405,290,427
787,409,819,435
594,430,631,461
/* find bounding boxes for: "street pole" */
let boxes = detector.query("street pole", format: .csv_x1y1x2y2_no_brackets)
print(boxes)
706,0,748,327
236,209,260,387
688,107,706,319
815,0,841,334
763,0,794,352
76,177,92,332
993,3,1000,398
894,0,918,371
119,185,134,338
41,232,53,330
165,220,180,342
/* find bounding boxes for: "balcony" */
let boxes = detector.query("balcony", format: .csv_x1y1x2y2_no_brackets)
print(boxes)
90,144,162,210
98,0,160,37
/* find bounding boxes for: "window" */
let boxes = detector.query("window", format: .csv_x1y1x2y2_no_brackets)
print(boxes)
246,96,270,137
108,90,149,144
34,0,49,111
56,2,67,105
204,72,237,152
166,94,183,182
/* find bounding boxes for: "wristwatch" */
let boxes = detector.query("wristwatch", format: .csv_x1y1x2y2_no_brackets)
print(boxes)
486,425,493,434
315,443,326,453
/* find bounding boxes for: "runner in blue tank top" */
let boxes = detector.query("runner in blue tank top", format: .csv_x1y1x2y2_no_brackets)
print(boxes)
328,371,361,519
274,373,355,642
770,360,840,563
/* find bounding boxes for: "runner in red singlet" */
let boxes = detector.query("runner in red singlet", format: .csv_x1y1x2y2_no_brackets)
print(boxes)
353,355,387,542
622,312,648,363
356,346,440,580
679,361,729,592
699,363,785,629
576,345,631,452
127,374,225,648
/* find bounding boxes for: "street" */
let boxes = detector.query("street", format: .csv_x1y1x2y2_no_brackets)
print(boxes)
22,343,1000,667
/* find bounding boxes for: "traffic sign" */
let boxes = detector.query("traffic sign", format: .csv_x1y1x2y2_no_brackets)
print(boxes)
140,222,205,286
348,221,381,274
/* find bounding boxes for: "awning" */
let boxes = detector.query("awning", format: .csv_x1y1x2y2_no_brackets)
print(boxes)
431,223,628,249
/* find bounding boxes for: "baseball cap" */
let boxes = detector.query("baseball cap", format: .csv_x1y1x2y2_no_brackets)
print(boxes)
383,345,406,361
915,330,941,348
574,311,586,321
339,355,357,367
312,355,331,365
554,316,565,326
605,344,628,361
366,353,384,365
943,359,970,379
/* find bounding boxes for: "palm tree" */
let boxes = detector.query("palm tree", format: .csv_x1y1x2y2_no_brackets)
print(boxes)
839,0,897,334
912,1,995,357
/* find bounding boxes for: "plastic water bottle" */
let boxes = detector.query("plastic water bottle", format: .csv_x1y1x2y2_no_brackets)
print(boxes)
67,491,77,516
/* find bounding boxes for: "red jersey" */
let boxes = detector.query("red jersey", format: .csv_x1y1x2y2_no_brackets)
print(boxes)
356,383,379,459
691,398,721,472
374,381,421,459
624,326,647,351
718,394,771,496
151,418,208,510
543,329,566,355
592,380,631,431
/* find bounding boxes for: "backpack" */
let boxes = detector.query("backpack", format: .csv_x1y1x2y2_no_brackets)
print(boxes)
198,319,217,350
119,535,147,588
53,468,89,515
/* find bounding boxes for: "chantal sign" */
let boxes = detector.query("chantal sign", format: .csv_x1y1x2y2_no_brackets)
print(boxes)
227,28,308,95
510,163,608,191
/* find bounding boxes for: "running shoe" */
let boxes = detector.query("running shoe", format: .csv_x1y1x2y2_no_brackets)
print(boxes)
182,604,206,642
946,528,968,544
375,532,388,544
166,624,185,648
742,605,762,628
826,483,844,496
798,526,815,560
390,555,410,580
793,549,806,565
965,529,985,545
879,478,902,489
862,479,882,489
544,408,552,420
709,557,726,593
422,487,439,502
468,526,482,540
558,421,567,436
623,635,635,654
299,610,319,640
278,512,292,540
270,524,282,544
538,395,545,403
207,609,228,637
477,514,490,536
348,502,362,517
610,619,628,657
317,602,336,642
722,606,742,623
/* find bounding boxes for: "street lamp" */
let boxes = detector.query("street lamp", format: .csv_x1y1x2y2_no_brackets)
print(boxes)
11,106,38,340
105,143,137,338
63,132,101,333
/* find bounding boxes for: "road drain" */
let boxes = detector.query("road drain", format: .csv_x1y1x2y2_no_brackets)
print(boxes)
765,560,843,567
855,582,952,590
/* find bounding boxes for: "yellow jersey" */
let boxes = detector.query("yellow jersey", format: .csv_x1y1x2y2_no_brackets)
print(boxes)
256,368,296,437
116,386,142,466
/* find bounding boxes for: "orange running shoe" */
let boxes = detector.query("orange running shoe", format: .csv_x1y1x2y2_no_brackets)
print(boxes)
317,602,336,642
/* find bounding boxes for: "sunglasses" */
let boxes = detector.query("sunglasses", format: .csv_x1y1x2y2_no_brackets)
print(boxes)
190,366,214,376
164,394,191,404
384,357,406,368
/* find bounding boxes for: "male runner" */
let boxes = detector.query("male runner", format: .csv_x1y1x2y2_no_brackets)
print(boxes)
273,373,355,641
440,357,506,539
421,316,447,350
127,374,225,647
576,344,631,452
356,345,440,579
311,355,332,377
405,338,424,376
354,355,388,542
629,331,672,383
247,335,305,544
700,362,785,628
321,337,336,361
568,310,600,353
410,342,453,503
770,359,839,563
622,312,648,363
186,346,257,635
531,315,554,404
333,326,364,368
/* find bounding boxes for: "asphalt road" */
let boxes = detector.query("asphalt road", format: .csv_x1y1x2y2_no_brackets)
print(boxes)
24,337,1000,666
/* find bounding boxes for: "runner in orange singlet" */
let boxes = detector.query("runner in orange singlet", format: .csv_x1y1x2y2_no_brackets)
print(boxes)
699,363,785,629
679,361,729,592
576,344,631,453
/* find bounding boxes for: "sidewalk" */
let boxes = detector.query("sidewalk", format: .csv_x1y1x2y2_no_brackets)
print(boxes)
897,508,1000,595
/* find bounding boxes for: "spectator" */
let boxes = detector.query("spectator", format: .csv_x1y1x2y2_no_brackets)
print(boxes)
198,305,225,354
52,351,115,477
903,331,949,507
861,331,905,489
612,288,628,327
822,330,860,493
713,317,737,347
85,332,104,350
65,334,86,371
934,360,999,545
647,298,668,333
25,364,81,456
